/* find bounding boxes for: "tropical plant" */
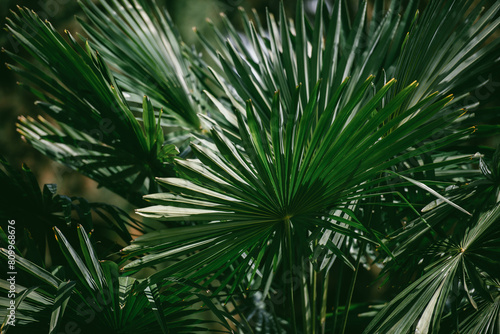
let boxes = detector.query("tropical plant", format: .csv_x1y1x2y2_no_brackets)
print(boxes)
1,0,499,333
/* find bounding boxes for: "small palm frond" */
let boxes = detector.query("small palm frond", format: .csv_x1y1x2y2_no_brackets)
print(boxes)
394,0,500,111
364,201,500,334
0,225,233,333
367,147,500,332
197,0,417,120
458,290,500,334
199,0,499,123
16,101,178,205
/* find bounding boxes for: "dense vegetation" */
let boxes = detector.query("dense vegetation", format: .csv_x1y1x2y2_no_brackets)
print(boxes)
1,0,499,333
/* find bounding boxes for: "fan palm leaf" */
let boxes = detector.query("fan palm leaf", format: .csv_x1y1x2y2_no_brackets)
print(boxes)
124,78,470,333
364,202,500,333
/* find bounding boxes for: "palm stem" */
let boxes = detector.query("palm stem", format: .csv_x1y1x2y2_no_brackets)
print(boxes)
331,254,344,332
320,272,329,334
340,240,365,334
312,267,317,334
285,218,298,334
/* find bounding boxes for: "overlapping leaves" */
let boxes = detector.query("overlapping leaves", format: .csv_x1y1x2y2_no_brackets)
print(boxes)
5,8,178,205
200,0,499,143
0,157,142,266
198,0,418,121
364,202,500,334
0,225,232,333
3,0,500,333
78,0,208,132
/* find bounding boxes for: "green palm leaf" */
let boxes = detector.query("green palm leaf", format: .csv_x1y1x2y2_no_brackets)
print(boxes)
78,0,208,132
125,78,469,334
458,291,500,334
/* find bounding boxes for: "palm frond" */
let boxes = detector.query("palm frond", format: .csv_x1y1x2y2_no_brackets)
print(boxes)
124,79,469,334
3,0,500,333
394,0,500,110
5,7,178,205
364,197,500,333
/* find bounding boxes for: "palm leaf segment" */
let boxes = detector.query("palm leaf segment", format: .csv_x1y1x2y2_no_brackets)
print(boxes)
78,0,206,132
365,147,500,333
0,157,144,266
364,203,500,334
198,0,416,123
202,0,499,136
